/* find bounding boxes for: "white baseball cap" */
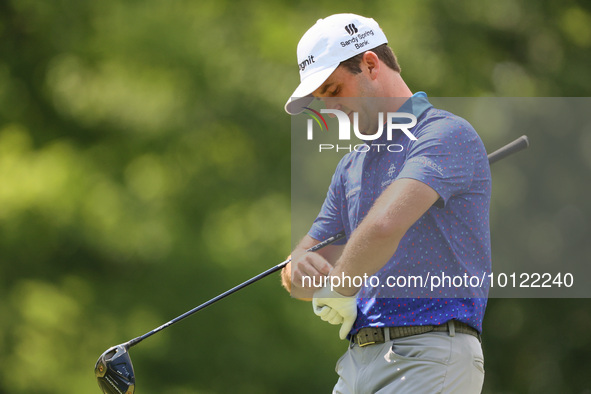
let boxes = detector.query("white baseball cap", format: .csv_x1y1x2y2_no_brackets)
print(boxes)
284,14,388,114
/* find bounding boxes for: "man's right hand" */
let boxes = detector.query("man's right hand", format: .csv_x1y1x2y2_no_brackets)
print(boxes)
281,235,344,299
292,251,332,284
288,252,333,299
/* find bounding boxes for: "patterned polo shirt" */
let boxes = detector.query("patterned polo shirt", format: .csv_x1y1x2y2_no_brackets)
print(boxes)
308,92,492,334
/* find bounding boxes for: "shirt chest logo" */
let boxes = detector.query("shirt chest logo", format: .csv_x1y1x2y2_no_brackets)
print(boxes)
387,163,397,178
380,163,397,188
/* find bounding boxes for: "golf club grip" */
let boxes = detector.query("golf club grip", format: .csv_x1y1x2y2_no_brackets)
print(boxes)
487,135,529,165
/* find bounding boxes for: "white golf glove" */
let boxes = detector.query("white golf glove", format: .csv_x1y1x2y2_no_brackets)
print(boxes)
312,285,358,340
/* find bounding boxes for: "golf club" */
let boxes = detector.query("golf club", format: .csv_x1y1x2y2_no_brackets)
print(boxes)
95,135,529,393
94,231,345,394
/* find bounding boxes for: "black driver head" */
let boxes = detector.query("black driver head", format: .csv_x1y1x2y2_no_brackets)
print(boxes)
95,344,135,394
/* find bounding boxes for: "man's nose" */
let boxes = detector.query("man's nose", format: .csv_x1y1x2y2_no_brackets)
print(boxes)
323,100,342,118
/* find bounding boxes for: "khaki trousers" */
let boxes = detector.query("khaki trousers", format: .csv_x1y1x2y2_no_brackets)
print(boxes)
333,323,485,393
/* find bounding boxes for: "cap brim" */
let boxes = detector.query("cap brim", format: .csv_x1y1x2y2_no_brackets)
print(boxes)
284,65,339,115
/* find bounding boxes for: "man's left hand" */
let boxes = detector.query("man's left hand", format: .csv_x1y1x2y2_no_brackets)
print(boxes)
312,285,358,340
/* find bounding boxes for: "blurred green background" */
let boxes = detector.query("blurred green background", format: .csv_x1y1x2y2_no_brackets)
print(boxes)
1,0,590,393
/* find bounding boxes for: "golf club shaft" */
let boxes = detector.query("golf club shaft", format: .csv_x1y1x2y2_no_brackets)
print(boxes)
125,231,347,348
125,135,529,349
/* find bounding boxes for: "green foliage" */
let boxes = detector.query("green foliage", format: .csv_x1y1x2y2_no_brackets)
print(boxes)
0,0,590,393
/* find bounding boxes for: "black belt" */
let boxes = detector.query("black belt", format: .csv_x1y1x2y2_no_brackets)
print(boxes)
352,320,480,347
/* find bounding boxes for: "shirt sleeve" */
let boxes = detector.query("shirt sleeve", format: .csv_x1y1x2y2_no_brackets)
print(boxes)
308,156,347,244
396,115,483,206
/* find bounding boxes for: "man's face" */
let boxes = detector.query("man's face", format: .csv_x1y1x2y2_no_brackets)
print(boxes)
312,65,379,135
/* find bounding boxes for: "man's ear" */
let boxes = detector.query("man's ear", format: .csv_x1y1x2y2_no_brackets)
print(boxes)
362,51,380,80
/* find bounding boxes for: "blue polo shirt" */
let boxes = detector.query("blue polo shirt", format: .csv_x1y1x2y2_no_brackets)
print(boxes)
308,92,492,333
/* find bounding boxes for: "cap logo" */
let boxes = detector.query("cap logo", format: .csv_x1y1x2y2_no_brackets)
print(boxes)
345,23,358,35
299,55,315,72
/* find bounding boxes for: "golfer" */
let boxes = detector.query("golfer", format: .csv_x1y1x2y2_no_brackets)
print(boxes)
281,14,491,393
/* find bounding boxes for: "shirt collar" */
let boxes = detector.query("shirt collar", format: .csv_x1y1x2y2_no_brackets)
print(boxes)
397,91,432,119
369,92,432,147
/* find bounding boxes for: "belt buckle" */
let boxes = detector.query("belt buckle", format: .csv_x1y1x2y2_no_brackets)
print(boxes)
357,336,375,347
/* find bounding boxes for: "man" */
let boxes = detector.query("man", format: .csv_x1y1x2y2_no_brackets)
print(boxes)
282,14,490,393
